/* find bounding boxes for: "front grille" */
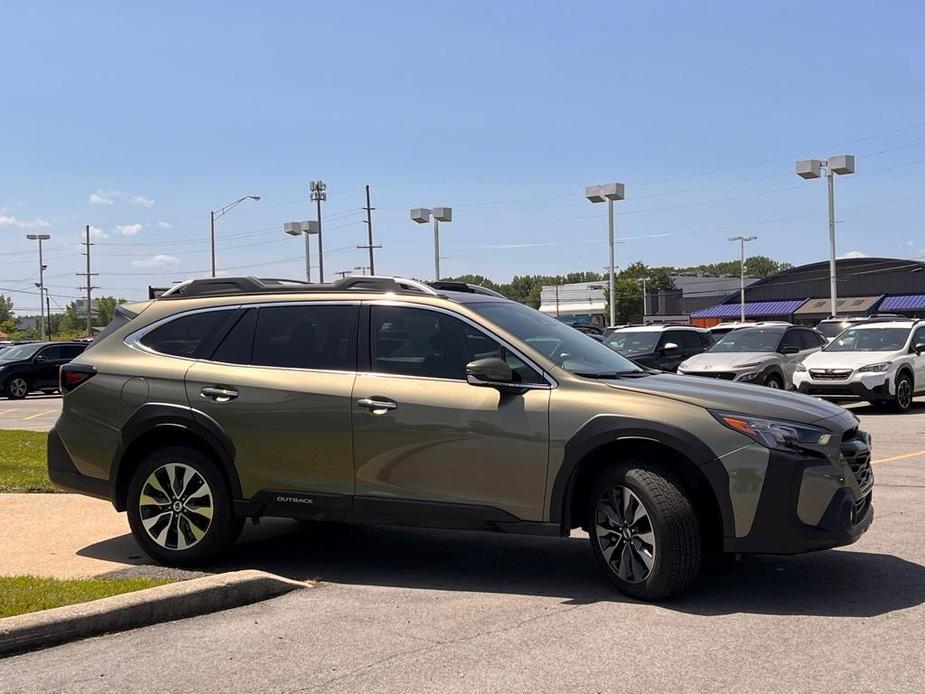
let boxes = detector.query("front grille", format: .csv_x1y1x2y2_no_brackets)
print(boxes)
810,369,853,381
851,494,872,524
840,430,874,494
806,385,856,396
687,371,737,380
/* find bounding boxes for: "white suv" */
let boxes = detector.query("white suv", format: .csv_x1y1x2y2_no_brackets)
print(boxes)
794,320,925,412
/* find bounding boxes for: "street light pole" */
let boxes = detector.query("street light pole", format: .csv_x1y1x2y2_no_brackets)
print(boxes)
728,235,757,323
411,207,453,280
284,221,320,282
210,195,261,277
796,155,855,318
585,183,625,327
26,233,51,340
637,277,650,320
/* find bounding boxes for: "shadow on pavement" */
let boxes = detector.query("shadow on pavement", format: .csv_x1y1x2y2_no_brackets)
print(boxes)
846,399,925,416
82,519,925,618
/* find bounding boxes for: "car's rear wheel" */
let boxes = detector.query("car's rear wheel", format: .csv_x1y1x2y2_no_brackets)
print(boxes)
588,463,701,601
126,446,243,566
5,377,29,400
892,372,914,413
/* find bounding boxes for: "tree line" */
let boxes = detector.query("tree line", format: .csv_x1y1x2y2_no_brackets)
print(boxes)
0,295,126,341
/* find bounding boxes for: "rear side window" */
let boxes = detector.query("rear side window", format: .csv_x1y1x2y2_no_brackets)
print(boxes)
252,305,358,370
140,310,234,358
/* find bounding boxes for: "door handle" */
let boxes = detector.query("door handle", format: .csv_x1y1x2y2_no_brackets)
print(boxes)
357,397,397,414
200,386,239,402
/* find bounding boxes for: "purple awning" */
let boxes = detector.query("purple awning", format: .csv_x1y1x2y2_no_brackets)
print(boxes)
690,299,807,319
880,294,925,311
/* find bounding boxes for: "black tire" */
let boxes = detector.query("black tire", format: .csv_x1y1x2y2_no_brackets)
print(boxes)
764,373,784,389
891,372,914,413
5,377,29,400
126,446,244,566
588,463,701,601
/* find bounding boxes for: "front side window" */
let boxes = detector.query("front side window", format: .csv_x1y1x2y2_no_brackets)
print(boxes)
911,326,925,349
252,305,358,370
825,327,911,352
708,328,784,353
604,330,660,355
673,331,705,350
140,310,235,358
371,305,543,383
37,345,63,361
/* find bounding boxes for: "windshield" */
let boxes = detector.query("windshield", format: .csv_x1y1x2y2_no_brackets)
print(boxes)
470,302,643,376
0,344,42,362
825,327,910,352
817,321,851,338
604,330,660,355
708,328,783,353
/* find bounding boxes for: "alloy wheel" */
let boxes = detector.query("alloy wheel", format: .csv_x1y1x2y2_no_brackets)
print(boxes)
897,378,913,410
594,485,656,584
138,463,214,550
766,378,780,389
8,378,28,398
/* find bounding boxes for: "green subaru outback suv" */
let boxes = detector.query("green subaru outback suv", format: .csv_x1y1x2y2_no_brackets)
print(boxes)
49,276,874,600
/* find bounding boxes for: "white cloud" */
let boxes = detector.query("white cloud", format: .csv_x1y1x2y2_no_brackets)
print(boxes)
838,250,868,259
88,225,109,239
88,190,155,208
0,213,53,229
115,223,144,236
155,221,172,229
131,254,180,268
88,191,115,205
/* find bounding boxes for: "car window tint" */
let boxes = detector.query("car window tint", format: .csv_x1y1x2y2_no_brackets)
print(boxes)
252,305,357,370
912,326,925,347
779,331,801,351
675,331,703,349
59,345,86,359
371,305,543,383
211,309,257,365
141,310,234,358
38,345,62,360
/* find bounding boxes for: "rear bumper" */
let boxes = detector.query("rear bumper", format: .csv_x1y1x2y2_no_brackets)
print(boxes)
796,379,890,401
724,436,874,555
47,426,110,501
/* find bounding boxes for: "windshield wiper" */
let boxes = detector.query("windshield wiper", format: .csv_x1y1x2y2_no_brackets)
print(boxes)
573,370,649,379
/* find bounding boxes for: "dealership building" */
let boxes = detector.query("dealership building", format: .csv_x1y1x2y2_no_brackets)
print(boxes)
689,257,925,327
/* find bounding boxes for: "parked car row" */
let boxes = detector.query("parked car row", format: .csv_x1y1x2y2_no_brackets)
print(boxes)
601,319,925,412
0,341,88,399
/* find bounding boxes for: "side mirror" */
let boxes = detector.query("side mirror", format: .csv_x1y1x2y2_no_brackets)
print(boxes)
34,354,47,362
662,342,679,352
780,345,799,355
466,357,516,389
915,342,925,356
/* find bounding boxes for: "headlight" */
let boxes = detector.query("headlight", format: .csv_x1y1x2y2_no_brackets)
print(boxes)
735,362,761,369
794,363,807,372
858,362,891,373
678,361,689,371
713,412,832,451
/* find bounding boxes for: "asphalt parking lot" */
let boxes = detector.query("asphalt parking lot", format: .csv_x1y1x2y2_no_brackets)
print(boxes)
0,398,923,691
0,394,61,431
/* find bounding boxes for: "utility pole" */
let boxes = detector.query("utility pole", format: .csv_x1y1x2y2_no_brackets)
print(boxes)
729,235,757,323
26,233,51,341
637,277,650,321
334,270,352,279
358,185,382,275
353,265,371,276
310,180,326,283
78,225,99,338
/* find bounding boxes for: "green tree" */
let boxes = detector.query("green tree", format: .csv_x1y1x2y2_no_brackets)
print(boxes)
0,295,14,324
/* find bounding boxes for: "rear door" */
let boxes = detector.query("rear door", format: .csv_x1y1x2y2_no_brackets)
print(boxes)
184,302,359,502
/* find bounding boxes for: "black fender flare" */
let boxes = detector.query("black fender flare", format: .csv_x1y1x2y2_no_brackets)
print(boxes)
110,403,241,509
549,415,734,535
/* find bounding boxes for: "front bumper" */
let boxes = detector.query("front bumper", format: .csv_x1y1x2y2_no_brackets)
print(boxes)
47,426,110,501
723,429,874,554
795,374,891,401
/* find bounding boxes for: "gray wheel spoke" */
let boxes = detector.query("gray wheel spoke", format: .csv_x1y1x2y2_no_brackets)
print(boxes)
631,538,655,571
139,463,213,551
594,484,657,585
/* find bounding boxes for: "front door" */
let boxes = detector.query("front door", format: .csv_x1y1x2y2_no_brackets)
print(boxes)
351,303,551,522
911,325,925,389
32,345,69,389
184,303,359,501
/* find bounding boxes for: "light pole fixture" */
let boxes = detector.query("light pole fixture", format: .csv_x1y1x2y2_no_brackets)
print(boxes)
26,233,51,340
586,183,625,326
637,276,651,321
284,220,320,282
411,207,452,280
211,195,260,277
796,155,855,317
728,235,758,323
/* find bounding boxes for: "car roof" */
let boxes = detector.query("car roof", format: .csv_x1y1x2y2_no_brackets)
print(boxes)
612,325,707,333
849,321,918,330
728,325,788,334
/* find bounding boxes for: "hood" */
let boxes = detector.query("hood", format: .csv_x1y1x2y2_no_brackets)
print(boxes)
680,351,776,371
802,349,900,370
608,373,846,425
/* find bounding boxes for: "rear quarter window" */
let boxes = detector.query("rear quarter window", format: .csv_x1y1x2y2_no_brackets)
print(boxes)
140,310,235,358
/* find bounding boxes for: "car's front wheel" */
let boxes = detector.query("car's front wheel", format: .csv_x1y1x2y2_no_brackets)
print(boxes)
5,377,29,400
126,446,243,566
764,373,783,389
892,372,914,413
588,463,701,601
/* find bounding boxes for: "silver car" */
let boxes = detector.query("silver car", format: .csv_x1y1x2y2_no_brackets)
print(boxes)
678,325,826,389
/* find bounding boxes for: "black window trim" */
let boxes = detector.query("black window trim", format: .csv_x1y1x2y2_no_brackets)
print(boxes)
363,300,556,389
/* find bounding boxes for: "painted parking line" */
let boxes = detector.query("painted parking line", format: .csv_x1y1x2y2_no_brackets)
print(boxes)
872,449,925,465
0,409,14,416
21,409,58,421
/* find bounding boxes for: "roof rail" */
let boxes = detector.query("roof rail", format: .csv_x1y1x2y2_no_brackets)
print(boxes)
427,281,506,298
156,275,440,300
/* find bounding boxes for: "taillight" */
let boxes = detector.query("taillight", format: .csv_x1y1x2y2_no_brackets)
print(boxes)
60,363,96,394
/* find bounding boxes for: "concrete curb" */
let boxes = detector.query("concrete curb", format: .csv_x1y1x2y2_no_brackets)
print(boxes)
0,570,308,657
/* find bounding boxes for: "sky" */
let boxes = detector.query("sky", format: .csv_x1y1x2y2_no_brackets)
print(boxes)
2,1,925,315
